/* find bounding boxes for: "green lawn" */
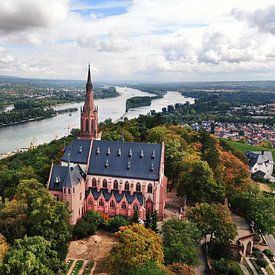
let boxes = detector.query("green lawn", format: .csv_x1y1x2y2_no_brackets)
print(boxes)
222,139,275,161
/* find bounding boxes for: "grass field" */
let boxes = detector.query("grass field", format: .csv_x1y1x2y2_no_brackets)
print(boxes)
223,139,275,160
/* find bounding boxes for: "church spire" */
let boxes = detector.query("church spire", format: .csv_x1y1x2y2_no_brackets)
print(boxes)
86,63,92,90
78,63,100,140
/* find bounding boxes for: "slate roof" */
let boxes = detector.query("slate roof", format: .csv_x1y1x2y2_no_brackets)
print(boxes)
246,151,273,168
49,164,85,190
85,187,144,205
87,140,162,180
61,139,91,164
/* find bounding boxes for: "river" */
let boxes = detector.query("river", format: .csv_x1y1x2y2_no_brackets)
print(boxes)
0,87,194,154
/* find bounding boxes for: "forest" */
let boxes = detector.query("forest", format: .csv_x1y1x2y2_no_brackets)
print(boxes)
0,106,274,274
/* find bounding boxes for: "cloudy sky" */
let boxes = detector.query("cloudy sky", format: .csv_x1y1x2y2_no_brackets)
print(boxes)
1,0,275,82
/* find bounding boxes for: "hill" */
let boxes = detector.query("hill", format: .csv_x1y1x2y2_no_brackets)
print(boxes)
223,139,275,160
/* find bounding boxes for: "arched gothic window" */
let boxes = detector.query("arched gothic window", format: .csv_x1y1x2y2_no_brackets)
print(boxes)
92,178,97,187
125,181,129,191
110,200,115,208
85,119,89,132
103,179,107,188
121,201,127,209
136,182,141,192
147,184,153,193
133,203,138,211
99,199,104,207
91,119,94,131
113,180,118,189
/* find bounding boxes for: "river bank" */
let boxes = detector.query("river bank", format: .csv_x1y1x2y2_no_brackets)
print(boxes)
0,87,194,154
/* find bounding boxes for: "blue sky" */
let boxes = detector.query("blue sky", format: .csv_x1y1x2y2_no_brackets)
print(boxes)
1,0,275,81
70,0,132,17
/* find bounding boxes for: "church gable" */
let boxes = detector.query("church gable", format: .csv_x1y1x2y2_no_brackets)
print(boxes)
61,139,92,164
49,164,85,191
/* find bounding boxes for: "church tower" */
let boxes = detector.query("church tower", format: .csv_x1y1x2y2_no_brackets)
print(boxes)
78,64,100,140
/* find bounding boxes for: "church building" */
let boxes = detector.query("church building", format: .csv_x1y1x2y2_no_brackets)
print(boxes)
47,65,167,224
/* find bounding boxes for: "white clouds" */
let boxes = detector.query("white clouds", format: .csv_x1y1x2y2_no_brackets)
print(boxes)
77,31,132,52
233,5,275,35
0,0,69,33
1,0,275,81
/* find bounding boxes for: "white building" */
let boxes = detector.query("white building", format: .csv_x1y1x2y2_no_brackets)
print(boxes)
246,151,275,183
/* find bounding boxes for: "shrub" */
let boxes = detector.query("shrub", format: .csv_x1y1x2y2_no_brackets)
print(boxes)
71,260,84,275
73,219,96,239
263,249,273,259
128,261,168,275
211,258,228,274
84,211,105,228
228,261,244,275
66,259,74,271
167,262,195,275
107,216,129,233
253,250,261,258
83,261,94,275
257,258,268,268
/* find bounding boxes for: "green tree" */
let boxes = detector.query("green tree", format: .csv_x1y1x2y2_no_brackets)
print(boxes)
128,261,168,275
107,216,129,233
73,219,96,239
0,233,9,263
0,199,28,242
84,211,105,228
200,130,220,172
131,210,139,223
187,203,237,246
177,160,224,203
162,219,201,266
16,179,71,259
164,139,184,187
231,190,275,234
2,235,64,275
107,224,164,274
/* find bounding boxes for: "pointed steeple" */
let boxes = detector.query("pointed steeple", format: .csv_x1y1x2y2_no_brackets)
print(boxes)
86,63,92,90
78,63,100,140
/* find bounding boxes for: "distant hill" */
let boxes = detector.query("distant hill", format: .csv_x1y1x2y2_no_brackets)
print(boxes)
0,74,109,89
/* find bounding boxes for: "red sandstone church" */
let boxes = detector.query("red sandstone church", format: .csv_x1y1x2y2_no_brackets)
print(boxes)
47,66,167,224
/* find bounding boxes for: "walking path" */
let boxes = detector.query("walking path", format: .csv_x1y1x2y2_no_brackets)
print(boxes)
231,214,251,244
265,234,275,255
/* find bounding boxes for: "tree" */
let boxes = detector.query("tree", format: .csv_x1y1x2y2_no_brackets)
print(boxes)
145,211,158,232
231,190,275,234
0,233,9,263
164,139,184,187
0,199,28,242
162,219,201,266
107,216,129,233
200,130,220,172
131,210,139,223
187,203,237,246
84,211,105,228
107,224,164,274
167,263,195,275
73,219,96,239
177,160,225,203
16,179,71,259
2,236,64,275
128,261,168,275
220,151,251,195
